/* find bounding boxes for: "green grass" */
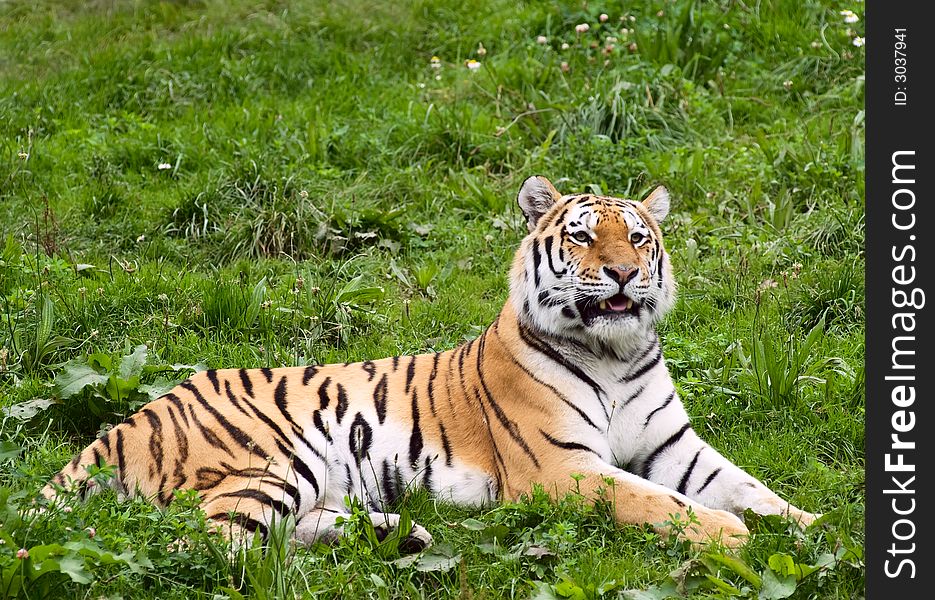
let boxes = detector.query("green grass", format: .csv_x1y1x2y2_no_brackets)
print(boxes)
1,0,864,597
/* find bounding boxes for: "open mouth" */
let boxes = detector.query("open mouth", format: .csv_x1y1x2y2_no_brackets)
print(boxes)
576,292,641,322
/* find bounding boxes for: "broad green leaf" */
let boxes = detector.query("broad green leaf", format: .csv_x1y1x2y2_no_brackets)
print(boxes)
36,294,54,347
140,377,179,400
414,550,461,572
759,568,796,599
553,579,587,600
460,517,487,531
87,352,113,372
118,344,148,380
0,441,23,461
704,574,742,595
2,398,56,421
705,552,762,588
55,361,109,398
619,581,680,600
57,555,92,584
767,553,797,578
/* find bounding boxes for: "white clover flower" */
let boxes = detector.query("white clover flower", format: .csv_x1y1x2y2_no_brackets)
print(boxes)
599,14,609,23
465,59,481,71
561,42,570,50
783,79,793,89
17,151,28,160
605,36,617,44
430,56,441,69
840,10,859,24
575,23,590,34
435,74,441,80
476,42,486,56
560,61,570,73
810,40,822,49
16,548,29,560
536,35,548,45
157,162,172,170
852,36,865,47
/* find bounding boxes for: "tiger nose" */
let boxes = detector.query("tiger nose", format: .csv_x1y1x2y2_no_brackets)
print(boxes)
604,265,638,284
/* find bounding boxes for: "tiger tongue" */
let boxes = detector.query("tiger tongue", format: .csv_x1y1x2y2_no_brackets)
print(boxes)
607,294,630,311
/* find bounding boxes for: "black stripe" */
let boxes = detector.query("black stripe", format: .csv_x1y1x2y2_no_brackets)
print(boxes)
392,356,400,370
261,367,273,383
405,355,417,393
261,477,301,511
218,489,289,518
381,459,398,507
274,376,292,421
156,473,170,505
165,394,188,426
408,390,423,468
335,383,349,424
239,369,255,398
543,235,567,277
206,370,220,394
115,429,126,479
302,365,319,385
166,406,189,461
551,206,569,228
181,381,266,458
642,391,675,428
427,353,441,415
696,467,721,494
561,306,577,319
517,323,607,415
361,361,376,381
188,405,235,458
439,423,453,467
494,329,600,431
472,388,507,497
142,407,162,432
531,240,542,287
621,383,647,408
475,334,541,468
620,348,662,383
317,377,331,409
143,409,164,475
92,447,103,468
641,423,691,479
422,456,434,492
313,410,333,442
677,449,703,495
209,512,268,538
349,412,373,463
274,438,320,497
374,373,388,424
224,380,252,418
194,467,227,490
240,396,292,450
539,430,599,455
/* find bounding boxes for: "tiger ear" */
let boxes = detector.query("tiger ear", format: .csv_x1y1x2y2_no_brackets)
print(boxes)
641,186,670,223
517,176,561,232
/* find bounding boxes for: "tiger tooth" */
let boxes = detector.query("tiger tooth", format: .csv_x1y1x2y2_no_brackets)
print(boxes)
625,299,633,310
599,300,607,310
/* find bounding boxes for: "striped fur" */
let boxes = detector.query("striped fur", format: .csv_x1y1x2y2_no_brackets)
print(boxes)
43,177,817,548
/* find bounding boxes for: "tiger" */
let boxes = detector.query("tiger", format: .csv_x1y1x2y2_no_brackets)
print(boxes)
43,175,818,550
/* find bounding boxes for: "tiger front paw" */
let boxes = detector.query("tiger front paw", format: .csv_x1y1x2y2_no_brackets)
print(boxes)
684,508,749,548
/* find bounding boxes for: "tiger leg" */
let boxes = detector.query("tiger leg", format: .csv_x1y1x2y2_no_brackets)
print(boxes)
294,507,433,552
199,475,301,547
634,417,819,526
528,460,749,547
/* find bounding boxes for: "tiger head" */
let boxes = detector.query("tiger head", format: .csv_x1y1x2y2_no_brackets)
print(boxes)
510,176,676,349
